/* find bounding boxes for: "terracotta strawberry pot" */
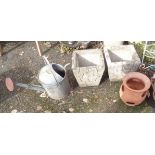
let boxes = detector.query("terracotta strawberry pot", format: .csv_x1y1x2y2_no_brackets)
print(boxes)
119,72,151,106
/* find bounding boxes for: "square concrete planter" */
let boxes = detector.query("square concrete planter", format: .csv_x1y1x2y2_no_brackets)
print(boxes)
104,45,141,81
72,49,105,87
104,41,124,47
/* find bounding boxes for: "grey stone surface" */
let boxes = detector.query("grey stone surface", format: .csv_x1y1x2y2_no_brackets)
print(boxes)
72,49,105,87
104,45,141,81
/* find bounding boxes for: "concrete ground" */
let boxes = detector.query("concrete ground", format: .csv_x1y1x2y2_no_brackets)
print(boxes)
0,42,153,113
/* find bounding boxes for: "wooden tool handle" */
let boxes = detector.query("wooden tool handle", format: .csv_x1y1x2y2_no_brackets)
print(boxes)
35,41,42,56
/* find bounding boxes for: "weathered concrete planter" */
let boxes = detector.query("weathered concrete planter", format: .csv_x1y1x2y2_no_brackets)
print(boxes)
104,41,124,47
72,49,105,87
104,45,141,81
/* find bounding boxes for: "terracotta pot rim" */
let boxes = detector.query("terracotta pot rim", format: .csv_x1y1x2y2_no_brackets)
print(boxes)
122,72,151,92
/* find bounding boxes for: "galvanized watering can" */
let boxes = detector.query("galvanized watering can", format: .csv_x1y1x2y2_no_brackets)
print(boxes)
5,63,71,100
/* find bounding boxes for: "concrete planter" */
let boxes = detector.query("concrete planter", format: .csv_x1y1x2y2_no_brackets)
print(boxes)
104,45,141,81
104,41,124,47
72,49,105,87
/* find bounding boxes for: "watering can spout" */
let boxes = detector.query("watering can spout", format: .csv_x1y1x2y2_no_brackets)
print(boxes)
5,77,45,92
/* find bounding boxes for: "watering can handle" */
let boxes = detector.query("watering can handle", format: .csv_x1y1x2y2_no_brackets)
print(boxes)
64,63,70,69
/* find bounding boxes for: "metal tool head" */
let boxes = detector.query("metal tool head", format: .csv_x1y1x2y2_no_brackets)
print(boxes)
5,77,15,91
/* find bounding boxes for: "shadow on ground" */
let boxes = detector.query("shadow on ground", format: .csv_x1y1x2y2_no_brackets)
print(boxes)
0,42,26,57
